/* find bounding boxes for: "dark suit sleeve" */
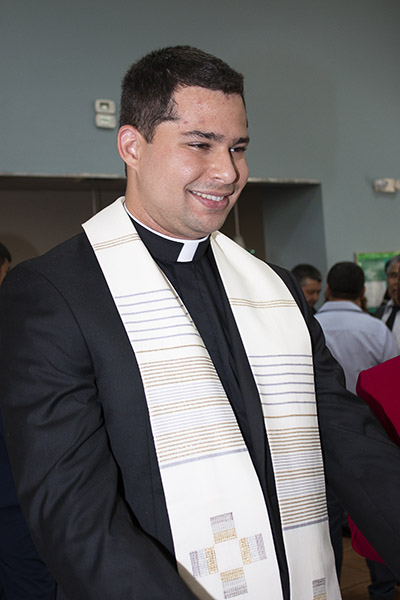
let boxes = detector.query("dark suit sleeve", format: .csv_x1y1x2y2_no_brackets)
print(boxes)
272,265,400,577
0,411,19,507
0,264,197,600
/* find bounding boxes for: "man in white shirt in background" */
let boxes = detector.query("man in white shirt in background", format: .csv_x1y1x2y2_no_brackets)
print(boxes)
316,261,395,394
375,255,400,355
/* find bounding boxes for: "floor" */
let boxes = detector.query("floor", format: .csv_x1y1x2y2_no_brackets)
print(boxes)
341,536,400,599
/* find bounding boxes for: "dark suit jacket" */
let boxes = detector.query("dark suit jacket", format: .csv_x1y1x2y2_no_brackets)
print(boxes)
349,356,400,562
1,377,56,599
1,232,400,599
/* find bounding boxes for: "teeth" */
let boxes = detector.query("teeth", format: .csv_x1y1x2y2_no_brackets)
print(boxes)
192,191,225,202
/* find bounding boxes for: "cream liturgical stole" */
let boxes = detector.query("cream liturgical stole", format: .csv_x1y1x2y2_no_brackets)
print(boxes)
83,198,341,600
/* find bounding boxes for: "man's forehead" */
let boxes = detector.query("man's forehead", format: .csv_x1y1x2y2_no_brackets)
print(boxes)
158,87,248,143
303,278,321,288
181,129,250,145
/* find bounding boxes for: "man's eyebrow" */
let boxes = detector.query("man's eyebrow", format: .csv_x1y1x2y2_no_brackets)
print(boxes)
182,130,250,145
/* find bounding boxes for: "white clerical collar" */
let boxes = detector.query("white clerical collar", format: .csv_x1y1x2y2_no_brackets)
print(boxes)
124,203,209,262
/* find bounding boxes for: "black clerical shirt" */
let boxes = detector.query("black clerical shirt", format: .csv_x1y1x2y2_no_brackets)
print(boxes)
131,217,290,599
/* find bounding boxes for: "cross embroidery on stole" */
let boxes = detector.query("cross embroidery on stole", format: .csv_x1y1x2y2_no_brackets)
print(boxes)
189,512,267,599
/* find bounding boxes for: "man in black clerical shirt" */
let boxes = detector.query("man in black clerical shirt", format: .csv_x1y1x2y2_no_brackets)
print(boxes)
1,46,400,600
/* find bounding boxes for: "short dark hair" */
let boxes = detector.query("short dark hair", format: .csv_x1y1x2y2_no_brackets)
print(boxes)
291,264,322,286
327,262,364,301
0,242,11,267
120,45,245,142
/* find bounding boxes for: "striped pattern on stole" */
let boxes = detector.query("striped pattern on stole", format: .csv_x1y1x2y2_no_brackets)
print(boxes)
83,198,341,600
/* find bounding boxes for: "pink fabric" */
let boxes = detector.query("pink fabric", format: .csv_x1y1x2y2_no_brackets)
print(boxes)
348,356,400,561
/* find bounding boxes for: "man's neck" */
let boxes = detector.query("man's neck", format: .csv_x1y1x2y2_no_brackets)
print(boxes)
328,297,362,308
124,202,209,263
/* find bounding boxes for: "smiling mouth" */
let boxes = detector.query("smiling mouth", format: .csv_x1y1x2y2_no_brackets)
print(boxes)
190,190,231,202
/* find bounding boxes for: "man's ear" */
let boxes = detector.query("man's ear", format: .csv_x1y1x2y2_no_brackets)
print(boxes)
360,285,366,300
117,125,143,168
325,283,332,300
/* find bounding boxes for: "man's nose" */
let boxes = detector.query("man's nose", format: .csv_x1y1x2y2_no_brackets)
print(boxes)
208,150,240,184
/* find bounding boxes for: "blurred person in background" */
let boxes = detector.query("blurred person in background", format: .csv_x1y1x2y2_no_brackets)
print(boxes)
375,255,400,354
316,262,395,394
291,263,322,313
